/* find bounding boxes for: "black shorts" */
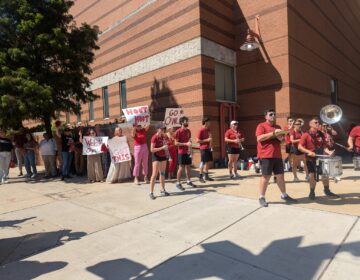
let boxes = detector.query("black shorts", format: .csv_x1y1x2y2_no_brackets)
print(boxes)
306,160,316,174
178,153,192,165
152,154,167,162
285,144,291,154
227,146,240,154
200,149,213,163
260,158,284,175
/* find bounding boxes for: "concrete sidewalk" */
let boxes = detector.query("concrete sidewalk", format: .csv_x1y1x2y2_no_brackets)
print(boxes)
0,166,359,279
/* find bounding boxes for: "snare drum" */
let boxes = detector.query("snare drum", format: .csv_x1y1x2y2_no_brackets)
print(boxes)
319,156,342,177
353,156,360,170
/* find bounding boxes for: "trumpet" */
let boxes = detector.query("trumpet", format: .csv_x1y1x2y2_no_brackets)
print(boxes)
188,138,193,158
209,132,214,152
236,133,245,151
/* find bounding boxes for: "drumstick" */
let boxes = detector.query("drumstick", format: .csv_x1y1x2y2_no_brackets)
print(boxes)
334,142,348,150
315,154,332,158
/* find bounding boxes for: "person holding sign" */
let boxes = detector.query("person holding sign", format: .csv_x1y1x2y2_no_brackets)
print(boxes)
166,127,177,179
174,116,196,190
80,128,104,183
149,123,170,200
131,124,150,185
196,117,214,183
106,127,132,183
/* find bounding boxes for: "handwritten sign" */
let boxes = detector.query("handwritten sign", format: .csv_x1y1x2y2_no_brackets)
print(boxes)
82,136,108,155
108,136,131,163
164,108,184,127
122,105,150,126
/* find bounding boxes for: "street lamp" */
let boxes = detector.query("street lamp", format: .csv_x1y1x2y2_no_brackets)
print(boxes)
240,15,262,51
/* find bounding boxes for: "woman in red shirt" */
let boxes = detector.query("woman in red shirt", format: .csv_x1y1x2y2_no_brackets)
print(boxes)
290,119,308,182
224,120,244,179
166,127,177,179
149,123,170,200
131,124,150,185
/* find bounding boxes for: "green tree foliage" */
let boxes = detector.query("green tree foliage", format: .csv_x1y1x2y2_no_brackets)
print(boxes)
0,0,99,132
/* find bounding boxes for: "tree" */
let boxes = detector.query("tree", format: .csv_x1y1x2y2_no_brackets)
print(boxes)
0,0,99,133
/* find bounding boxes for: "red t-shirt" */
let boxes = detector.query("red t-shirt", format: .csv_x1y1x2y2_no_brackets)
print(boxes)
299,130,325,159
349,126,360,150
290,130,302,148
175,128,191,155
255,122,282,158
284,125,292,145
151,133,166,157
134,129,147,146
225,129,243,148
197,127,210,150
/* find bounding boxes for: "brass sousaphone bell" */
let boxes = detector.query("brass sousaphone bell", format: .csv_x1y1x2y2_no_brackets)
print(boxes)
320,104,343,125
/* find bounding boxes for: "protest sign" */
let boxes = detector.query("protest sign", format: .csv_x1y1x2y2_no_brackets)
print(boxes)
108,136,131,163
122,105,150,126
82,136,108,155
164,108,184,127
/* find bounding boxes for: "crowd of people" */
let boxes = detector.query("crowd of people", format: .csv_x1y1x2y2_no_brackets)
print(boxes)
0,110,359,205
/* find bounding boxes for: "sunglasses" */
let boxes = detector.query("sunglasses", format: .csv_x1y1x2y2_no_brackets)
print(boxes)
313,121,319,124
294,123,301,125
268,113,276,117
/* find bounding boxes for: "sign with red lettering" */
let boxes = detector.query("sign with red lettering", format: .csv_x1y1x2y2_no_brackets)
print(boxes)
122,105,150,126
164,108,184,128
82,136,108,155
108,136,131,163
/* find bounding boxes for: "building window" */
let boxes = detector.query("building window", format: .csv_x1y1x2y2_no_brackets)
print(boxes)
102,86,109,118
215,62,235,102
76,102,81,123
89,99,94,121
120,80,127,111
66,112,70,124
330,79,338,105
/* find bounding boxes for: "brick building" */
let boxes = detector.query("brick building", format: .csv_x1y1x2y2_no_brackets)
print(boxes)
66,0,360,164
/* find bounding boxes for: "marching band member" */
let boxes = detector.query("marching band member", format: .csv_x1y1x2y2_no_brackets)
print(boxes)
289,119,308,182
255,109,298,207
284,116,295,171
149,123,170,200
347,123,360,155
224,120,244,179
196,117,214,183
132,124,150,185
174,116,196,190
298,117,339,200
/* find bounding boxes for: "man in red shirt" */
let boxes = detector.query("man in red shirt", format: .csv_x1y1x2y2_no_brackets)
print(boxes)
298,117,339,200
347,124,360,155
175,116,196,190
255,109,297,207
196,117,214,183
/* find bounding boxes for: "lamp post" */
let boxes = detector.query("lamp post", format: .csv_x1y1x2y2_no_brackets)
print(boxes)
240,15,262,51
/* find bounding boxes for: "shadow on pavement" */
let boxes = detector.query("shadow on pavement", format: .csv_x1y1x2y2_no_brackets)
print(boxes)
0,260,67,280
86,238,360,280
0,229,86,266
0,217,36,228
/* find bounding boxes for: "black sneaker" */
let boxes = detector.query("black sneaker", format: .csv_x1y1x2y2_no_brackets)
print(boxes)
281,195,298,203
187,181,197,188
324,188,340,198
309,190,316,200
149,193,156,200
160,190,170,196
199,175,206,183
61,176,65,181
175,182,185,191
205,174,214,181
259,197,268,207
230,174,235,179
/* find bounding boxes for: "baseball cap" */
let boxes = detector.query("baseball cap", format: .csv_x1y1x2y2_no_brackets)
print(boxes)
230,120,239,125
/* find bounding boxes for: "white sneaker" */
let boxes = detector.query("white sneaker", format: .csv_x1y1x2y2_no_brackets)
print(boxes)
305,175,310,181
134,178,140,185
293,177,300,182
31,174,37,179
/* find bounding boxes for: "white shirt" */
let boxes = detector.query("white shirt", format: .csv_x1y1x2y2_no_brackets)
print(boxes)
39,138,57,156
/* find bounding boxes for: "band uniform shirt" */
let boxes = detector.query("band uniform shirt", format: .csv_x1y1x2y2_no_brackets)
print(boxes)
255,122,282,159
175,128,191,155
349,126,360,151
225,129,243,148
197,127,210,150
284,125,292,145
299,130,325,160
290,130,303,148
133,129,147,146
151,133,167,157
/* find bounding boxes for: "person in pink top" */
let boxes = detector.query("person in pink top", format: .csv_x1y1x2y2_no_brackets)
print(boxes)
132,124,150,185
255,109,297,207
224,121,244,179
196,117,214,183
